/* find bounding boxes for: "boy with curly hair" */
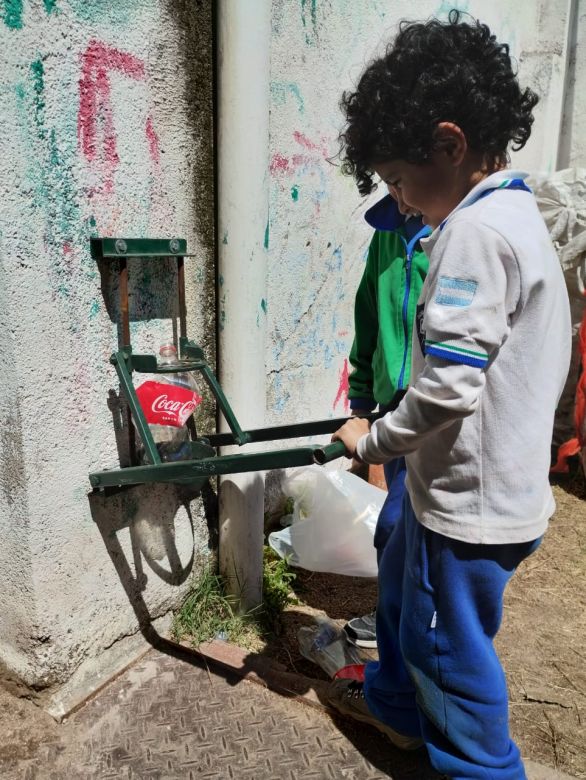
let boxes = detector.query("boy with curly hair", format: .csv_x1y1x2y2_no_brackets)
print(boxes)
329,11,571,779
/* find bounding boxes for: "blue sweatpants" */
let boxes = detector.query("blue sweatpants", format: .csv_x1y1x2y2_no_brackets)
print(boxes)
364,493,540,779
374,457,407,563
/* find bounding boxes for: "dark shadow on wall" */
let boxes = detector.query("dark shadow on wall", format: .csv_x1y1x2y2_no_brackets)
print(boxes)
162,0,216,365
96,255,182,342
87,479,218,649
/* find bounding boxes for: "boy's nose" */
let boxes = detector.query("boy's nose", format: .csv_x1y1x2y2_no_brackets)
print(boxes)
389,190,406,215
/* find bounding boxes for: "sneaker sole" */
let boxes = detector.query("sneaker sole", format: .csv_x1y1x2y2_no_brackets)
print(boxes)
345,636,377,649
330,699,423,751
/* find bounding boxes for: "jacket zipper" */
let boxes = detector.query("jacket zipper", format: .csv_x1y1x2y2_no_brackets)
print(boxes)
397,225,432,389
397,242,411,390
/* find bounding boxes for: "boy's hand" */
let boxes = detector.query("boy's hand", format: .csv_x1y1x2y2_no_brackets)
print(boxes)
332,417,371,459
349,409,370,477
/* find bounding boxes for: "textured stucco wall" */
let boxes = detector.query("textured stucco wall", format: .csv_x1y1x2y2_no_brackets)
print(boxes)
0,0,214,700
266,0,579,435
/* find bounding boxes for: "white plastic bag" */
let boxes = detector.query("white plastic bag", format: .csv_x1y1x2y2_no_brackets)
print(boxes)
268,465,385,577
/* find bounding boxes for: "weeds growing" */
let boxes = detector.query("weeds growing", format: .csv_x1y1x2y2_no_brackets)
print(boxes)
172,547,297,650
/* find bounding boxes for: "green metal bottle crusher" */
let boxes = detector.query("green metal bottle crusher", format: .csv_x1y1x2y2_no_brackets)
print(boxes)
88,237,387,493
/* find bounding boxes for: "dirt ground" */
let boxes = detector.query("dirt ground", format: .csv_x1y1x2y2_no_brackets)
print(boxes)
0,473,584,778
259,471,586,779
0,665,60,768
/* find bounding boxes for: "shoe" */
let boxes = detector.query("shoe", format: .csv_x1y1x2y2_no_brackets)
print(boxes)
327,679,424,751
343,611,377,648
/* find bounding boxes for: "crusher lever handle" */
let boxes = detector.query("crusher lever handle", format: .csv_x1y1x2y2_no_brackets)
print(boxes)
312,441,348,465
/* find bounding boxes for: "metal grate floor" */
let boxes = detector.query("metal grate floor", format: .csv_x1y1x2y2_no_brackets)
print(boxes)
10,648,440,780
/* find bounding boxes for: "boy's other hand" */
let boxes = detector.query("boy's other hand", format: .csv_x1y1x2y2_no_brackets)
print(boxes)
332,417,371,459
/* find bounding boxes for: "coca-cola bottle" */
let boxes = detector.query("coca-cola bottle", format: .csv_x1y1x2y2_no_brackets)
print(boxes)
134,343,202,463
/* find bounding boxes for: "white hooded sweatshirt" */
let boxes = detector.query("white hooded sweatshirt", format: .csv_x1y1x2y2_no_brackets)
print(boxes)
357,170,571,544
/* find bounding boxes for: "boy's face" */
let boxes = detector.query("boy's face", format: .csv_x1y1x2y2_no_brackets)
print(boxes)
373,157,458,230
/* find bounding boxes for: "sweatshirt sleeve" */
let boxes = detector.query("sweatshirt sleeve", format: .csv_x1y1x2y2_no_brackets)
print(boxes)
357,219,519,464
348,236,379,410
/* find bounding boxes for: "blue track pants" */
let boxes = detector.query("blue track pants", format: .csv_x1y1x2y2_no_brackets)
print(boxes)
374,457,407,563
364,493,540,779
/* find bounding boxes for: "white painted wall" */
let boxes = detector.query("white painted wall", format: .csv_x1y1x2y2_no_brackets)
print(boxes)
266,0,581,434
0,0,214,708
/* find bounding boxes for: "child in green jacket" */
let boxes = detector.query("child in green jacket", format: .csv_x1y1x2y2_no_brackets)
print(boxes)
344,194,429,648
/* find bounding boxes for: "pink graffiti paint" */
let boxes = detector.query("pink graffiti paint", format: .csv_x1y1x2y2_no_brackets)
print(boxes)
145,115,161,165
292,130,328,157
333,358,350,414
270,132,329,176
337,330,349,337
269,152,315,176
269,152,290,174
78,40,146,193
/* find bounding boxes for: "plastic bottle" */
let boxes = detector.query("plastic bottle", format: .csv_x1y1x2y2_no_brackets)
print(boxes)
134,343,202,463
297,619,363,678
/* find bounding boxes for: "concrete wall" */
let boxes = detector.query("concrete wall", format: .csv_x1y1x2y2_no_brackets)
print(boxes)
266,0,581,431
0,0,214,713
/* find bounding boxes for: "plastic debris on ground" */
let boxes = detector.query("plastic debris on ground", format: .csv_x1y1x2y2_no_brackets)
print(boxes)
297,617,368,679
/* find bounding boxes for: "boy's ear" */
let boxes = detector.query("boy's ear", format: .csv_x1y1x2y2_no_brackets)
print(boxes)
433,122,467,165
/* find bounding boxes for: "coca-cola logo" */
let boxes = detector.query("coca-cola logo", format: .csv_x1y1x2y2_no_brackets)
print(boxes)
152,394,197,424
136,380,202,428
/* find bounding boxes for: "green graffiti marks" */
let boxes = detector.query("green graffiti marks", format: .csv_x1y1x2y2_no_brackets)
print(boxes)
301,0,317,42
261,298,268,314
2,0,137,28
3,0,57,28
291,185,299,202
264,220,270,250
66,0,134,25
3,0,23,29
28,59,79,244
270,82,304,115
435,0,470,18
16,58,85,315
30,59,46,140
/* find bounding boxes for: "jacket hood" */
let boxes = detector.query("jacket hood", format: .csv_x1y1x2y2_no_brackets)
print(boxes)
365,193,424,238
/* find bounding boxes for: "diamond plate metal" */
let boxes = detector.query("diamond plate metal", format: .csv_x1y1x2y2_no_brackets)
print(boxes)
8,649,440,780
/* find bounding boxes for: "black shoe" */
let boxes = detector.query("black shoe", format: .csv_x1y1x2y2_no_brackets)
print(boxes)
343,611,377,649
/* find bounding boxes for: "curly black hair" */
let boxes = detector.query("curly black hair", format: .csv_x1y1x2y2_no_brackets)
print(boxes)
339,10,539,195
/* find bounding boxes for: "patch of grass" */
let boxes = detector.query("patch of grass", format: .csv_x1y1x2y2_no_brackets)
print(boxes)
172,547,297,649
262,546,298,634
172,566,261,649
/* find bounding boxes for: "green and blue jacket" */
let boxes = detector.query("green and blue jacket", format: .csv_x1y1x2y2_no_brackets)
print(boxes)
349,195,430,411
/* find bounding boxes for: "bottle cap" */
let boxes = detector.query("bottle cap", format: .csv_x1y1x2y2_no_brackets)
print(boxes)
159,343,177,357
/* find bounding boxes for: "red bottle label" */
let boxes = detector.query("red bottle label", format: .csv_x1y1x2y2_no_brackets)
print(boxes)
136,381,202,427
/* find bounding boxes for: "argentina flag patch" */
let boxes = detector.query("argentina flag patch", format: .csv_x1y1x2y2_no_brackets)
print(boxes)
435,276,477,307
